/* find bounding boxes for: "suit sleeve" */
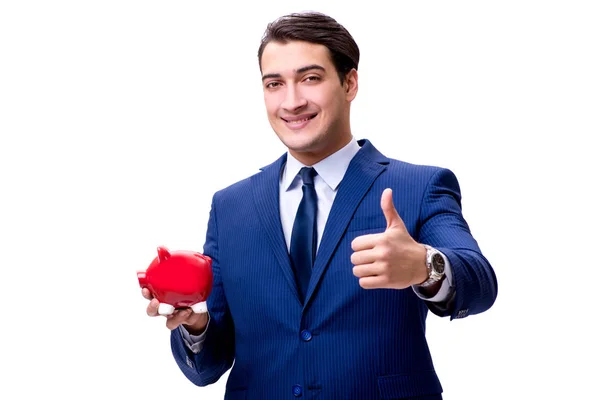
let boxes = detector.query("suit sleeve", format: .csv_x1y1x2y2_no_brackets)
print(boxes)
170,194,235,385
417,168,498,320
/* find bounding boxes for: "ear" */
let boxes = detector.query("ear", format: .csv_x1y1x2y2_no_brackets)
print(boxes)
157,246,171,262
344,69,359,101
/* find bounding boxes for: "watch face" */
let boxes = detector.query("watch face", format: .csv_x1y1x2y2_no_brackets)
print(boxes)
432,253,445,274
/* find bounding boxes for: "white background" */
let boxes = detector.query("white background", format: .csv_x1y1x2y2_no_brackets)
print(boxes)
1,1,598,399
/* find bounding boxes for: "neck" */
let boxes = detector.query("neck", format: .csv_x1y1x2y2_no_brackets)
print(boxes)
290,133,353,166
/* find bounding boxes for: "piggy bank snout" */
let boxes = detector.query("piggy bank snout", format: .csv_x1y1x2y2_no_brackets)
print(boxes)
137,271,148,287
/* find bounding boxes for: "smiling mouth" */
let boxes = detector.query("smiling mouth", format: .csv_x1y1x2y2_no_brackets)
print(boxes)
282,114,318,124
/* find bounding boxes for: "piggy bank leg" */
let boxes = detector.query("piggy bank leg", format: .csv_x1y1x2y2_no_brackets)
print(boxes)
157,303,175,315
191,301,207,314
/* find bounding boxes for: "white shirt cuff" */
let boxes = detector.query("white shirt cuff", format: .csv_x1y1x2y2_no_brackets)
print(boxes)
179,313,210,354
412,250,454,303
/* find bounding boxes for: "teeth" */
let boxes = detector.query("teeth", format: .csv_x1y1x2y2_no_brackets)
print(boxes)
288,117,311,124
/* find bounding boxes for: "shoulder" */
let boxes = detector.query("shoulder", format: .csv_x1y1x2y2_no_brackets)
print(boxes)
385,157,458,185
211,171,259,206
211,153,284,206
360,139,456,184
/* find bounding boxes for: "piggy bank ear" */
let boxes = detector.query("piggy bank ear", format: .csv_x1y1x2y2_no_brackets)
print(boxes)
157,246,171,262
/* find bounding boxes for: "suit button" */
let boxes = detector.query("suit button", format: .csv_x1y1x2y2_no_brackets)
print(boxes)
293,384,303,397
300,330,312,342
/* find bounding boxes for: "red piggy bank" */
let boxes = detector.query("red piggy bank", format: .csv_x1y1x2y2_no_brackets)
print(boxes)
137,246,213,315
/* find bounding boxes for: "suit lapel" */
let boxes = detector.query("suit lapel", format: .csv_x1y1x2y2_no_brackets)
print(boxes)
251,153,303,306
304,140,389,308
251,140,389,308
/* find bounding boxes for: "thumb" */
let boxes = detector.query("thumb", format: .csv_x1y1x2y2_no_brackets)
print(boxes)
381,188,404,230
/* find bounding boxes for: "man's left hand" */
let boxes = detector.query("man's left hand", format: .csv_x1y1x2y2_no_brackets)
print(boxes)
351,188,428,290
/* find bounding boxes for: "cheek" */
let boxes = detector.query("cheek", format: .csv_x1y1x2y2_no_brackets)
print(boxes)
317,97,341,123
264,95,277,118
314,88,341,114
263,95,280,117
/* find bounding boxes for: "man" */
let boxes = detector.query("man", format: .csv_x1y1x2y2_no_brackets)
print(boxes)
143,11,497,399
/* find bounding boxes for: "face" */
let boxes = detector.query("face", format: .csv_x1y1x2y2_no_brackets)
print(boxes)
260,40,358,165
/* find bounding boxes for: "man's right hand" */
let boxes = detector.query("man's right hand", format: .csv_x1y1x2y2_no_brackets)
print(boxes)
142,288,209,335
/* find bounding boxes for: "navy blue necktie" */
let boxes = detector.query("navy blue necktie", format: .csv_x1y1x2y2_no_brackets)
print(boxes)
290,167,318,303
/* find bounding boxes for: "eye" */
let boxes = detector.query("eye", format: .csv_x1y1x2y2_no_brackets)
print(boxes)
304,75,321,83
265,81,282,89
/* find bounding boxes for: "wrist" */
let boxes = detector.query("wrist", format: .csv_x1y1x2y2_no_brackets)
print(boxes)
416,244,447,288
183,313,209,335
412,244,429,286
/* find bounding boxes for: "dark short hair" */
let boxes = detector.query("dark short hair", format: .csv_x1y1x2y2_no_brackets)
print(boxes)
257,12,360,84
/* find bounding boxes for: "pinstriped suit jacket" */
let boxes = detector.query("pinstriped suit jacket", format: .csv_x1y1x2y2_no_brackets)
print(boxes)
170,139,498,399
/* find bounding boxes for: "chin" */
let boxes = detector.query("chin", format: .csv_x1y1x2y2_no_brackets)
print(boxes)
279,131,322,153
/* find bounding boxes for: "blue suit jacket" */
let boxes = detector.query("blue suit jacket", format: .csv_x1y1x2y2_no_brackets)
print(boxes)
171,139,497,399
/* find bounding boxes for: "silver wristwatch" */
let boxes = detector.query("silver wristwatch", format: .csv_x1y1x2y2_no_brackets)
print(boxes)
419,245,446,287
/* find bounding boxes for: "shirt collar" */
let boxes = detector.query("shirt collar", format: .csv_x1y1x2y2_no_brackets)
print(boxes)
282,137,361,191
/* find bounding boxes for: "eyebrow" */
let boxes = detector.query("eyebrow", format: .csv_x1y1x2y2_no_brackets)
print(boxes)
262,64,326,81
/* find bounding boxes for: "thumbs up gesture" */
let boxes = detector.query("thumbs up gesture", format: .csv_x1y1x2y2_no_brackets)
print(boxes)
350,188,428,290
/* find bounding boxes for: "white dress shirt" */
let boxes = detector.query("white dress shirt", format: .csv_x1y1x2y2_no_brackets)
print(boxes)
181,138,453,353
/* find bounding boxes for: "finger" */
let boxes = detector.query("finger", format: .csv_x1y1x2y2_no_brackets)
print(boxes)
352,263,383,278
350,249,378,266
146,298,159,317
166,308,192,330
380,188,405,230
141,288,153,300
358,275,389,290
351,233,381,252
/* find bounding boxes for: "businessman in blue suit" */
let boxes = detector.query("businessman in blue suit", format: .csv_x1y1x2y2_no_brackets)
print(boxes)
143,12,497,399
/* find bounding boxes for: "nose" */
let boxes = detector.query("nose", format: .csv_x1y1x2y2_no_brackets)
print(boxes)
281,85,307,112
137,271,147,287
